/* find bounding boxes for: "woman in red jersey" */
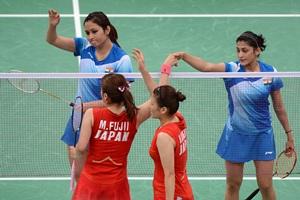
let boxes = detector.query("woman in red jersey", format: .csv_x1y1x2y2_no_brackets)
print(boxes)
72,73,150,200
132,49,194,200
72,51,175,200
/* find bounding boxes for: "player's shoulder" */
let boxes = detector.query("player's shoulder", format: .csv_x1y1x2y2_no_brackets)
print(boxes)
259,61,277,72
110,43,128,58
225,61,241,72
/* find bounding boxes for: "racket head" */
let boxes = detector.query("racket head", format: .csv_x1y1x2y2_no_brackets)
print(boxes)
71,96,83,133
274,149,297,178
8,70,40,93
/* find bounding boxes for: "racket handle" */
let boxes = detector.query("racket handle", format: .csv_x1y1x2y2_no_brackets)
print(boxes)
69,102,74,107
245,188,260,200
70,161,76,191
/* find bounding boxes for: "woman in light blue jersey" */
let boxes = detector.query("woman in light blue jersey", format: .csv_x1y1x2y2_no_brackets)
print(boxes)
169,31,295,200
47,10,133,180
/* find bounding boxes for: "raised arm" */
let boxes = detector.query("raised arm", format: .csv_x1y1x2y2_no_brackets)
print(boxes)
159,53,180,85
47,9,75,52
132,48,157,94
172,51,225,72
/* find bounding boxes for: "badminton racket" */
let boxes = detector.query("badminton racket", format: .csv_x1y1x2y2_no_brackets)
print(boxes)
70,96,83,191
245,149,297,200
7,69,74,106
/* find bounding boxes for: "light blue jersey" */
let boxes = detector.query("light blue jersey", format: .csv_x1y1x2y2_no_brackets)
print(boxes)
216,61,283,162
223,61,283,135
74,37,133,102
61,37,133,146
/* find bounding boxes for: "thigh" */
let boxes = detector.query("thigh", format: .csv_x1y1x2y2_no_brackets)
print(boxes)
225,161,244,184
254,160,274,186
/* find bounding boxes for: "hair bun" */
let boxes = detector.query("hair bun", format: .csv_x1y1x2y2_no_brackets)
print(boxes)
176,91,186,102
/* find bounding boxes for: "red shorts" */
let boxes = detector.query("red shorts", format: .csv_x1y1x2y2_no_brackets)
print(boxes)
72,173,130,200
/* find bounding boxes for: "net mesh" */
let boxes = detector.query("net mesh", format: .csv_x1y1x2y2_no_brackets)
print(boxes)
0,72,299,177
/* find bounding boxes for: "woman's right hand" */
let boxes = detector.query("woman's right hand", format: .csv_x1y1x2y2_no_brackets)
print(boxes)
132,48,147,72
48,9,61,27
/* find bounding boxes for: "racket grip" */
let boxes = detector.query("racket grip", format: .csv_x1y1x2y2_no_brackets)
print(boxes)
69,102,75,107
245,188,260,200
70,161,76,191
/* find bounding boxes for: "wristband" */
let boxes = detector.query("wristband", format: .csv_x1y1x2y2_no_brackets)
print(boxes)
285,130,293,134
160,63,172,75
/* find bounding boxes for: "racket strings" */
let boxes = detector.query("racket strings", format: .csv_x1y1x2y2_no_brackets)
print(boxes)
72,97,83,132
18,79,40,93
276,151,297,178
8,70,40,93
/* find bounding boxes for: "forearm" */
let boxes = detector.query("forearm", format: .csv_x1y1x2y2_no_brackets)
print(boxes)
83,100,106,111
274,108,294,140
46,24,58,44
74,148,87,173
165,173,175,200
182,52,210,72
140,68,157,94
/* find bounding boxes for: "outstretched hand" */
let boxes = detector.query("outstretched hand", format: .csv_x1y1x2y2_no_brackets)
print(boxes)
163,52,185,67
48,9,61,26
132,48,147,72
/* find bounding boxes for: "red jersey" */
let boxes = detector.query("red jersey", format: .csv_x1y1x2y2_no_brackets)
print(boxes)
81,107,137,184
149,112,194,200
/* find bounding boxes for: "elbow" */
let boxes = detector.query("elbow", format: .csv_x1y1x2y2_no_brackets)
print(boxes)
46,37,55,45
164,170,175,178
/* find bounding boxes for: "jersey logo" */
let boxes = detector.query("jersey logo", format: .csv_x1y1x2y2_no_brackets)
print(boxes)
178,129,187,156
94,120,130,142
262,77,272,85
265,151,273,155
105,66,114,73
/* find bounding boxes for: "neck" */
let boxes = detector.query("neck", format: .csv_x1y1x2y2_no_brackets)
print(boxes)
95,40,113,60
159,115,177,127
245,61,260,72
107,103,125,115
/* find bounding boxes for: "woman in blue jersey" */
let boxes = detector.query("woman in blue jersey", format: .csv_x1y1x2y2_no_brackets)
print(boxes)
46,10,133,180
170,31,295,200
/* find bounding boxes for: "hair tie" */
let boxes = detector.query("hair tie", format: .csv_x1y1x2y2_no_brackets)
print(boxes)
118,84,130,93
118,86,126,93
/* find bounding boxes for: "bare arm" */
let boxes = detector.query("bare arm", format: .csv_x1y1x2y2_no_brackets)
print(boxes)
172,51,225,72
82,100,106,112
159,53,180,85
132,48,157,94
75,109,93,161
157,133,176,200
271,90,295,151
47,9,75,52
132,48,176,127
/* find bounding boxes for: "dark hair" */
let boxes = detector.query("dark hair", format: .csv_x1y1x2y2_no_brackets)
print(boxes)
102,74,137,121
236,31,266,52
84,11,120,47
153,85,186,116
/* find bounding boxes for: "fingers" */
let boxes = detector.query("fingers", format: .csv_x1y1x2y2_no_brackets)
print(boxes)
48,9,60,19
132,48,144,62
163,53,180,67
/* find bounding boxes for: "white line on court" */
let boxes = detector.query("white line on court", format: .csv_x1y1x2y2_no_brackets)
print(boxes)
72,0,82,37
72,0,82,67
0,177,299,181
1,14,300,18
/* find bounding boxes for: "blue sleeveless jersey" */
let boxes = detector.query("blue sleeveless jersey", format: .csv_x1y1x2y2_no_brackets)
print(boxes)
223,61,283,135
61,38,133,146
74,37,133,102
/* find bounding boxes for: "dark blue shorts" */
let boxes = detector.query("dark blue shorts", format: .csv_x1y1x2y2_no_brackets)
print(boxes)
61,117,80,146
